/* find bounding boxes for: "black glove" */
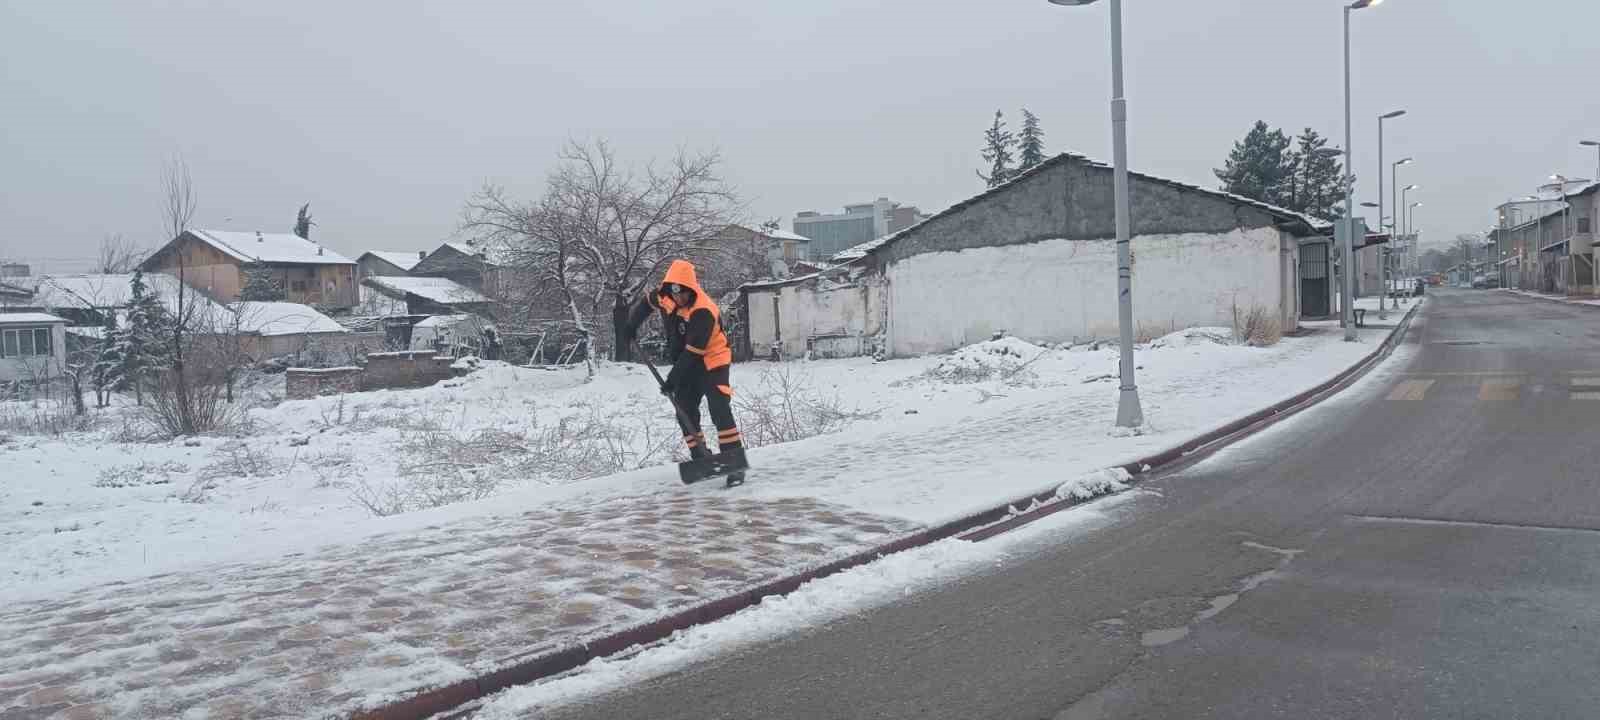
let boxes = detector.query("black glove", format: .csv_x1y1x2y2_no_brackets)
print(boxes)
659,380,675,396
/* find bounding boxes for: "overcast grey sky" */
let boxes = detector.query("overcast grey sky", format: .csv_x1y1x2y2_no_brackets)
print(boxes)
4,0,1599,272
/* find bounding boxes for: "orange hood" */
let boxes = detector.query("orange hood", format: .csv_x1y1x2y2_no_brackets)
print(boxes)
660,259,705,299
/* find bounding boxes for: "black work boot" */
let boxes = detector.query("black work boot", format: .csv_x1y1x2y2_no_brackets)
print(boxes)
720,445,748,487
689,444,712,461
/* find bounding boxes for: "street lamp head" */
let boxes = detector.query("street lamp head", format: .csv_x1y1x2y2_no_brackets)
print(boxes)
1046,0,1098,5
1394,157,1413,166
1404,184,1419,191
1381,109,1407,119
1360,202,1380,208
1582,140,1600,147
1349,0,1383,8
1411,202,1423,208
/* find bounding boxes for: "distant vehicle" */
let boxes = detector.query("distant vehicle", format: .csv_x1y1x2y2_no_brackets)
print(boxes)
1428,275,1444,286
1471,275,1500,289
1414,278,1426,296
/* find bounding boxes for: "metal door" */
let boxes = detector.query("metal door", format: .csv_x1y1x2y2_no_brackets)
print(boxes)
1300,243,1330,318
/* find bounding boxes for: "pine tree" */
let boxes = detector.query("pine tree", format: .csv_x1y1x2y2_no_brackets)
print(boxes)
294,203,314,239
978,110,1016,188
239,262,285,301
91,312,123,407
1285,128,1344,220
1017,109,1046,172
118,270,170,403
1214,121,1295,206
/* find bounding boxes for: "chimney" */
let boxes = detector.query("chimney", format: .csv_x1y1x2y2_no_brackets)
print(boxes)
317,246,324,256
419,250,427,259
256,231,263,243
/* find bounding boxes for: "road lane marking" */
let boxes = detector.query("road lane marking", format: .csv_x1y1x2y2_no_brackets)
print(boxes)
1570,377,1600,388
1478,380,1520,401
1349,514,1600,535
1572,392,1600,401
1387,379,1434,401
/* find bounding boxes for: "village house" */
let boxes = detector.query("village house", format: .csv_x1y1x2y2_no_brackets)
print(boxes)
360,275,491,317
0,313,68,384
739,152,1331,360
410,242,508,295
230,301,364,360
356,250,428,280
139,229,359,309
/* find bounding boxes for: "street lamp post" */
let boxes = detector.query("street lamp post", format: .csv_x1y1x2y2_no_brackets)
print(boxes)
1048,0,1142,428
1391,157,1412,297
1342,0,1385,341
1376,110,1406,317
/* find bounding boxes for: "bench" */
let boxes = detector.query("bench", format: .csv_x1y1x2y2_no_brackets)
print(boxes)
1353,308,1367,327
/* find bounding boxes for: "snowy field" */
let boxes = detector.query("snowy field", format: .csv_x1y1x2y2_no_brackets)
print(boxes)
1,319,1392,606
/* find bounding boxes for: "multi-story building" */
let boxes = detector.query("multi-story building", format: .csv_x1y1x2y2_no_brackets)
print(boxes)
793,198,928,261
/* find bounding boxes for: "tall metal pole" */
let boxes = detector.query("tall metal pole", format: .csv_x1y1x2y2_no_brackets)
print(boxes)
1377,118,1387,317
1109,0,1143,427
1342,5,1357,341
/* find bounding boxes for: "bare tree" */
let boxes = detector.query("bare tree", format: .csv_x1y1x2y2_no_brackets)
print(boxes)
462,139,740,365
95,234,144,274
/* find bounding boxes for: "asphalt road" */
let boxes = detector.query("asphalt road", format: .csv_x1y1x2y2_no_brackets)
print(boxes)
533,289,1600,720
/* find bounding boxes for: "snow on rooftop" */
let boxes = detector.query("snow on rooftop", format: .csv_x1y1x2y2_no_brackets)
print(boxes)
190,229,356,265
363,251,426,272
742,225,811,243
230,302,347,336
0,312,65,324
31,274,230,317
363,275,489,305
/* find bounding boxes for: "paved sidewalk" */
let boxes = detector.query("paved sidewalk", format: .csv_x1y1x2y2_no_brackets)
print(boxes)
0,493,917,719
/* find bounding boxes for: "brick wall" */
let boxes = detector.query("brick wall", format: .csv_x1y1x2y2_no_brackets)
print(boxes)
285,367,363,399
360,351,457,391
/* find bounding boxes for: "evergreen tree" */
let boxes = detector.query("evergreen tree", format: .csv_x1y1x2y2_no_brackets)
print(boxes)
239,262,286,301
1214,121,1294,206
1284,127,1345,220
118,270,170,402
1017,109,1046,172
977,110,1016,188
91,312,122,407
294,203,314,239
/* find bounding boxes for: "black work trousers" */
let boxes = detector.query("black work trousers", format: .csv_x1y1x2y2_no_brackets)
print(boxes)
673,364,741,452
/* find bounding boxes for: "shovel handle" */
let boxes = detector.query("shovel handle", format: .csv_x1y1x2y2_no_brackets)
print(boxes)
634,341,698,437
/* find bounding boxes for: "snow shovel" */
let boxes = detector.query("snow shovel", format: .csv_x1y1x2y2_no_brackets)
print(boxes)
633,342,748,485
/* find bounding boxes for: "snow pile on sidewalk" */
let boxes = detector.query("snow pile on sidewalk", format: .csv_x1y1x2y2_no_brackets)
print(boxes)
1150,326,1234,349
918,336,1050,384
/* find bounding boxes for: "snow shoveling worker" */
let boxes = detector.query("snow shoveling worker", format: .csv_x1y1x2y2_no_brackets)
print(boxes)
623,258,747,484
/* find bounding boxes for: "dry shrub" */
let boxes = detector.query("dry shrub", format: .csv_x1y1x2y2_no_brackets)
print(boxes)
139,365,240,439
0,395,94,437
1234,305,1282,347
94,460,190,488
734,365,880,446
349,401,677,517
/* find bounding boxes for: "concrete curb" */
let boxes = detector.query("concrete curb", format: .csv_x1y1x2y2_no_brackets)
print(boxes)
350,303,1423,720
1496,288,1600,308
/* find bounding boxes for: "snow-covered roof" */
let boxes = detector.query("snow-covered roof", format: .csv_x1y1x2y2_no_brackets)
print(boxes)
845,153,1334,264
362,275,489,305
30,274,231,317
435,241,515,266
230,302,347,336
361,251,425,272
741,225,811,243
0,281,29,298
187,229,356,265
414,314,484,329
0,312,65,324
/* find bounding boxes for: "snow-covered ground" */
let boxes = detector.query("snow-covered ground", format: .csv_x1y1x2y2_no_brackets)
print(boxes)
3,317,1395,605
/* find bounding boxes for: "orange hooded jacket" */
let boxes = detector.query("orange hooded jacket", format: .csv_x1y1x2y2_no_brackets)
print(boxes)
652,259,732,370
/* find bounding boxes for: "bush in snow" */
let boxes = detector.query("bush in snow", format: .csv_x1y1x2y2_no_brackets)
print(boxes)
198,440,282,482
1233,304,1282,347
94,460,190,488
1149,327,1235,349
734,365,880,446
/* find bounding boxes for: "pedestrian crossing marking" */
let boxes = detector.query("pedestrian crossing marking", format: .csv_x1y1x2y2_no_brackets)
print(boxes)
1387,380,1435,401
1570,377,1600,388
1479,380,1520,401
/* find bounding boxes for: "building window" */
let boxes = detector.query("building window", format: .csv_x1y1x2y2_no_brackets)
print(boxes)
0,327,51,358
1579,217,1591,234
291,280,308,292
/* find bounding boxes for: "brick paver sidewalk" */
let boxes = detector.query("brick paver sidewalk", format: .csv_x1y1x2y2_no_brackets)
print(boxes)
0,492,918,719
